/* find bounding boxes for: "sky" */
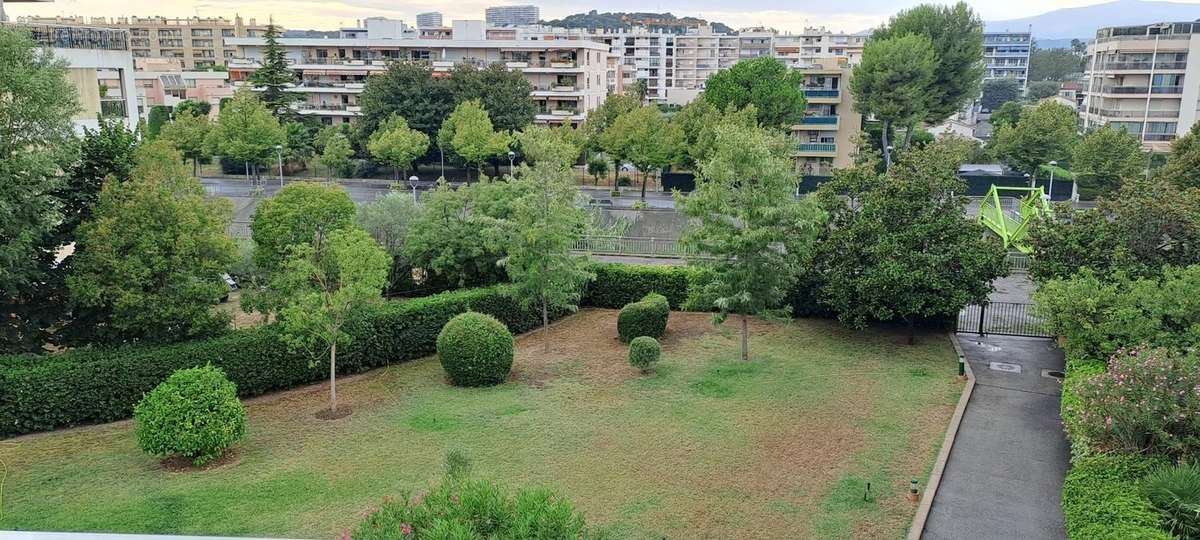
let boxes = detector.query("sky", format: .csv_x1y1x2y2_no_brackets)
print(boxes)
6,0,1199,33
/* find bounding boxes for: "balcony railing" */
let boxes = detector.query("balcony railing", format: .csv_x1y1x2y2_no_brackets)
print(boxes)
99,98,127,118
1100,61,1189,70
795,143,837,153
1144,133,1177,142
803,88,840,98
1101,85,1185,94
1086,108,1180,118
799,115,838,125
3,23,130,51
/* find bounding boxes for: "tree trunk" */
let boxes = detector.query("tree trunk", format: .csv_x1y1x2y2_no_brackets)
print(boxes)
881,120,893,170
193,158,199,177
906,318,915,346
329,340,338,413
492,160,500,179
740,314,749,361
903,122,916,148
542,300,550,354
640,172,648,199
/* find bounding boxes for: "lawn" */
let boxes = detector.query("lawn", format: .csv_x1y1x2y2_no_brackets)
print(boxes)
0,309,961,539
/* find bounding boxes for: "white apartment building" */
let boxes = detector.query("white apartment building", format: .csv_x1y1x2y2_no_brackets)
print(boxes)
773,27,867,68
591,30,673,102
3,21,139,133
485,5,539,27
671,28,741,103
416,12,443,28
983,31,1032,89
226,20,610,126
1082,21,1200,152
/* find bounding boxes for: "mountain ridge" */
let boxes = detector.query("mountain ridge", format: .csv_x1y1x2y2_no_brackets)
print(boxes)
986,0,1200,40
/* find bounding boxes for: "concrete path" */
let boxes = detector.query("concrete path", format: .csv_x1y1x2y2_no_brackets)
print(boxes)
922,335,1070,540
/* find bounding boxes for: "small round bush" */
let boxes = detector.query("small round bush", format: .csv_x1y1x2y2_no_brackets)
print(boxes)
1144,462,1200,539
437,311,514,387
134,365,247,466
629,336,661,373
617,292,670,342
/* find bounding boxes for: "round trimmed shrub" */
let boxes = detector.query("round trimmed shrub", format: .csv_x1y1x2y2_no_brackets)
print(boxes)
629,336,661,373
617,292,670,342
133,365,247,466
437,311,515,387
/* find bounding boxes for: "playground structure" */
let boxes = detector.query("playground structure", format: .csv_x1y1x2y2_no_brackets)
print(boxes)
978,185,1053,254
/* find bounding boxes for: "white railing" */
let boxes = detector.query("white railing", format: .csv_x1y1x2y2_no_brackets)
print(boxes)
1007,252,1030,273
574,235,694,258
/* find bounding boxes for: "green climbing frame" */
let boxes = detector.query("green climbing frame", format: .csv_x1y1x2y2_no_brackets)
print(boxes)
978,185,1052,254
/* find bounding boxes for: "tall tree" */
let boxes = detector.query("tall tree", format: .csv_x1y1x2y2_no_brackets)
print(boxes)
1029,45,1087,82
272,226,389,416
581,93,639,153
448,63,536,132
368,114,430,180
174,99,212,118
248,24,301,119
404,179,524,287
700,56,807,128
672,99,758,169
815,141,1008,344
872,2,985,125
600,106,684,198
0,26,80,351
356,191,424,292
679,123,824,361
850,34,937,168
981,79,1020,112
249,181,357,275
158,109,212,176
1072,125,1145,198
504,128,594,351
67,142,237,344
437,99,512,180
358,61,455,142
205,90,286,179
990,100,1079,177
1027,80,1061,100
989,101,1023,128
1159,122,1200,189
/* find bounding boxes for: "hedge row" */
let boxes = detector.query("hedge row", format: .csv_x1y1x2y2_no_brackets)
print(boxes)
581,263,697,309
0,286,553,438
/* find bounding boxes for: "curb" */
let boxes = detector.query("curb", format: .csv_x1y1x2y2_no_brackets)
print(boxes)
906,332,976,540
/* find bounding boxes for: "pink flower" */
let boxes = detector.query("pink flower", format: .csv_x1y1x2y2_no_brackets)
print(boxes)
400,524,413,536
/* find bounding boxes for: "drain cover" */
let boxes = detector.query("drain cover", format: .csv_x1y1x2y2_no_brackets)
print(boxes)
1042,369,1065,380
989,361,1022,373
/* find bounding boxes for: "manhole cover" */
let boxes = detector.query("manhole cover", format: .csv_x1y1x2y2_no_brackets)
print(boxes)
989,361,1022,373
1042,369,1065,380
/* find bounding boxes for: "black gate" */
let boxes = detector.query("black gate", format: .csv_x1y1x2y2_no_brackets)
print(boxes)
956,302,1052,338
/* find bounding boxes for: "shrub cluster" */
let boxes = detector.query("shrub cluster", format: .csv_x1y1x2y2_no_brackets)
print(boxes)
1062,453,1172,540
1144,462,1200,539
582,263,694,309
354,476,592,540
0,285,549,437
1066,347,1200,458
628,336,661,373
133,365,247,466
436,312,515,387
617,293,670,342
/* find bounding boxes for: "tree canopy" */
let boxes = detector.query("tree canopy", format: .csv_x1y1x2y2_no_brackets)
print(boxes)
1159,122,1200,189
437,99,512,178
600,106,684,197
1027,80,1061,100
405,179,524,287
368,114,430,180
1029,46,1086,82
447,63,536,132
850,34,937,167
990,100,1079,176
1072,125,1145,198
989,101,1023,128
358,62,456,142
981,79,1020,112
250,182,357,275
248,24,301,119
205,90,286,173
700,57,807,128
159,110,212,176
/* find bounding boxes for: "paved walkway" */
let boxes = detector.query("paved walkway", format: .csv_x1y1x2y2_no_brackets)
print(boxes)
922,335,1069,540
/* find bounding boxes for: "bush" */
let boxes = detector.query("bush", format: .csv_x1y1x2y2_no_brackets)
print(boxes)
617,293,670,342
355,475,591,539
629,336,661,373
1144,462,1200,539
584,263,693,309
437,312,515,387
617,176,632,187
1066,346,1200,458
133,365,246,466
1063,453,1170,540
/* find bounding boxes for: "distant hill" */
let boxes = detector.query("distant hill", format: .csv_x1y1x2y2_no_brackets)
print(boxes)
283,29,339,38
986,0,1200,40
543,11,735,34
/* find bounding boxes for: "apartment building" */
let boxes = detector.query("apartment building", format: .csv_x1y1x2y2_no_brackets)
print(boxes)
589,30,673,102
416,12,443,28
226,20,610,126
671,28,741,103
983,31,1032,89
485,5,539,27
99,59,233,121
1082,21,1200,152
18,14,271,69
790,58,862,175
773,27,866,68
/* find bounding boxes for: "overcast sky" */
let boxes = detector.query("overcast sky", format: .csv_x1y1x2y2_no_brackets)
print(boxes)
6,0,1198,33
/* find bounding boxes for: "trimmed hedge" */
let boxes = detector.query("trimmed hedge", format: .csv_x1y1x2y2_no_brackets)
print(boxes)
628,336,661,372
582,263,695,309
0,285,550,437
617,293,670,342
1063,453,1171,540
437,312,515,387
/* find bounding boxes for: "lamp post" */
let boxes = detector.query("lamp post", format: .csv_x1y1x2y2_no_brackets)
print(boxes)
507,150,516,175
885,145,894,170
1047,160,1057,200
274,144,284,188
409,175,419,201
1024,172,1032,188
439,148,445,179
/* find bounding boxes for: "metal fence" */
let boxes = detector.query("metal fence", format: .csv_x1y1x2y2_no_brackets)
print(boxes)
956,302,1051,338
1006,252,1030,273
574,235,693,258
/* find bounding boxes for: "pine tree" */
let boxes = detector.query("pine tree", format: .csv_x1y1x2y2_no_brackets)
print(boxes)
249,24,300,120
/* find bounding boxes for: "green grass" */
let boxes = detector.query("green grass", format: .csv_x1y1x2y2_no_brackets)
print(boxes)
0,310,960,538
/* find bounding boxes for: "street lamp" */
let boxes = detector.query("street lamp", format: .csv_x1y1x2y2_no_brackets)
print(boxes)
1047,160,1058,200
274,144,284,188
885,145,894,170
507,150,516,174
1024,172,1032,188
409,175,419,201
